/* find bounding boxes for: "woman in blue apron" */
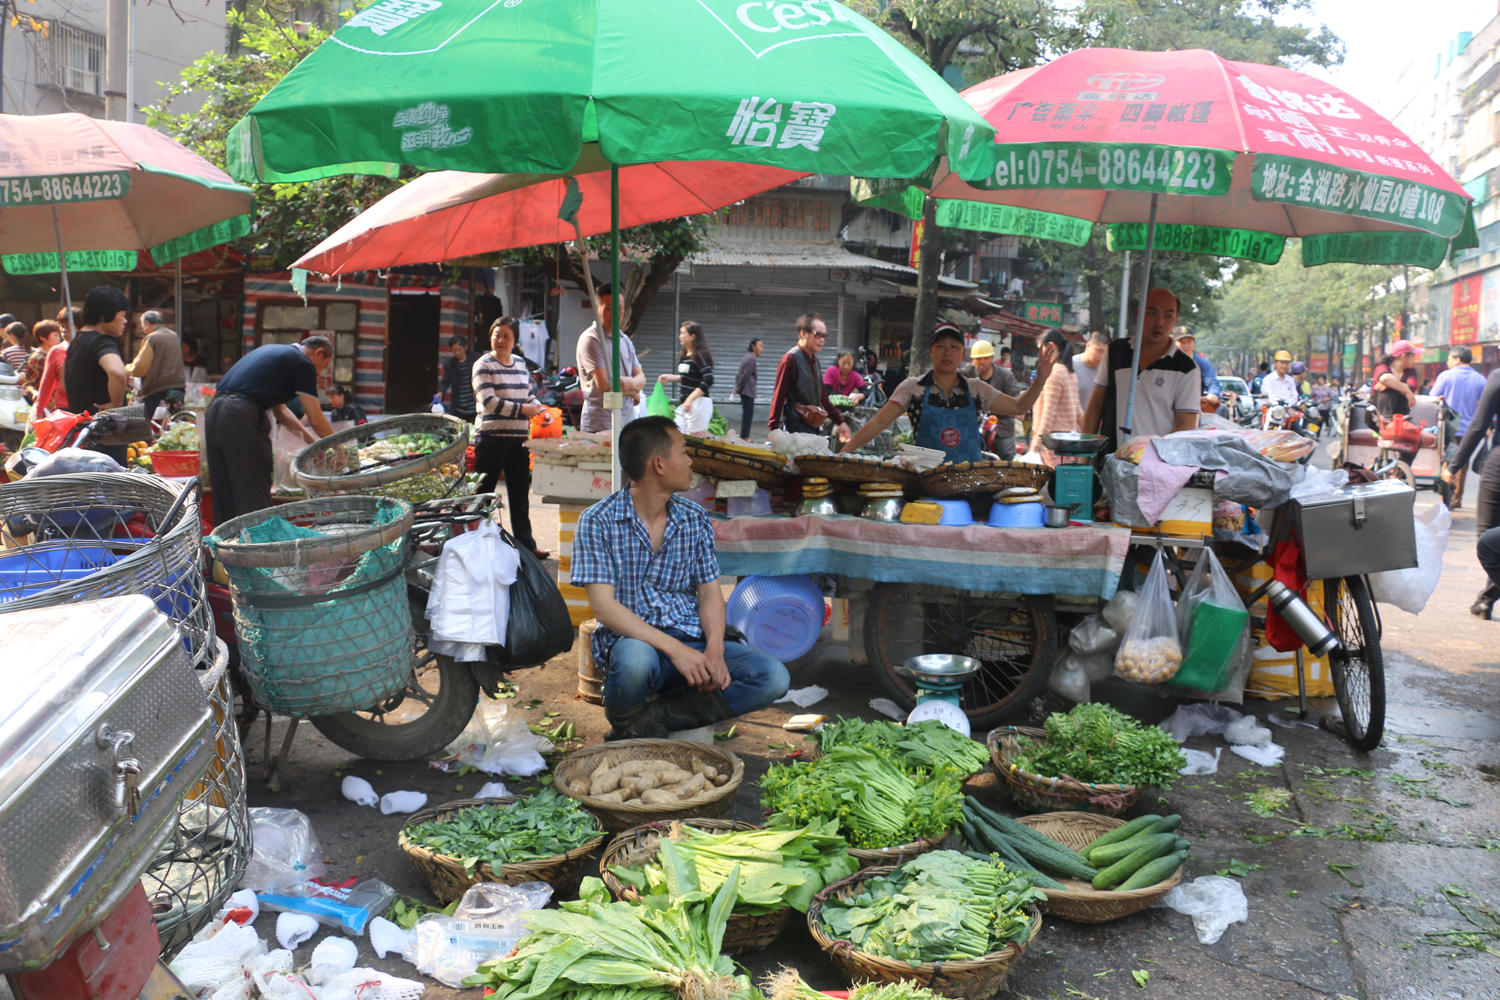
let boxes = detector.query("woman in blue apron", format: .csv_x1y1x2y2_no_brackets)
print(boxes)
841,325,1058,464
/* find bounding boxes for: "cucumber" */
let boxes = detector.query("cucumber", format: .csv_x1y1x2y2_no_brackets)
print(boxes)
1092,837,1178,890
1086,833,1180,869
1145,814,1183,835
1118,850,1189,891
965,802,1098,882
959,814,1064,889
1080,815,1161,859
1172,837,1191,854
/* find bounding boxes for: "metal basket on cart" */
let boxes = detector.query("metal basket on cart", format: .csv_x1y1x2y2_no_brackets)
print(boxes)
206,495,416,717
290,414,471,503
0,474,250,953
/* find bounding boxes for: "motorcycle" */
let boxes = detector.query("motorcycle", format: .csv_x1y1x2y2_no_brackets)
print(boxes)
536,366,583,428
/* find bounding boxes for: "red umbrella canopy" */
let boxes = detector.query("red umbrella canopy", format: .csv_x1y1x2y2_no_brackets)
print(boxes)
921,49,1473,267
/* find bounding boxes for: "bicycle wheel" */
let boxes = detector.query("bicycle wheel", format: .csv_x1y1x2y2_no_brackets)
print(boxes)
1323,576,1386,752
866,583,1056,729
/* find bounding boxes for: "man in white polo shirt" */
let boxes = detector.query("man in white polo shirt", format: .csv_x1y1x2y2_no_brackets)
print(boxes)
1081,287,1200,450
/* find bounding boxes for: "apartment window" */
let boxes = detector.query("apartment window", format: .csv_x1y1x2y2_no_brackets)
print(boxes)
42,22,105,99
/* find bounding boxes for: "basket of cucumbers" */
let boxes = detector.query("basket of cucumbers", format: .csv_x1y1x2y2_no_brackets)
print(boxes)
958,797,1185,923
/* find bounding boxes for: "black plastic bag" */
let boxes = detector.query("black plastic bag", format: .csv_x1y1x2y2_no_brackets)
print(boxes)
494,527,573,668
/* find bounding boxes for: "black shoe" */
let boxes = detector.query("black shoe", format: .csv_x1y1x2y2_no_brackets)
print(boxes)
655,687,735,733
1472,599,1494,621
604,697,671,741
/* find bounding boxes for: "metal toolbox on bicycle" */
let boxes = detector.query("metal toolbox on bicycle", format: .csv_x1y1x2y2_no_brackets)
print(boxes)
1290,480,1417,581
0,596,212,972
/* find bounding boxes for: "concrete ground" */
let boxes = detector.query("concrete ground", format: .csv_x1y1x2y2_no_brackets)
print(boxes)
235,473,1500,1000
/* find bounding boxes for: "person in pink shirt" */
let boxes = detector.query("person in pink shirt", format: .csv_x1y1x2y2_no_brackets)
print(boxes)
822,349,867,407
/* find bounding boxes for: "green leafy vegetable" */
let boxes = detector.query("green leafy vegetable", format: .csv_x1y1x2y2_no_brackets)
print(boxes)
816,851,1042,963
817,718,988,776
761,746,962,850
387,894,458,930
764,969,947,1000
402,789,598,873
609,820,856,914
1012,704,1186,789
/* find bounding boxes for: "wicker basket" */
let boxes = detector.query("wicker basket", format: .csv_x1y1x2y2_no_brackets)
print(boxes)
847,833,949,869
917,460,1053,499
292,414,471,502
1014,813,1183,923
398,797,608,904
600,819,792,953
553,739,744,832
808,867,1041,999
792,455,917,487
987,727,1143,816
685,444,787,489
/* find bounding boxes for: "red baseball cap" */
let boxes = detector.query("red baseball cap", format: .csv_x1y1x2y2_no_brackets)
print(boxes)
1388,339,1419,357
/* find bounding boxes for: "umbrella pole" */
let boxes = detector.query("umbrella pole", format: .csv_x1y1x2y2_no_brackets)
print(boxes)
51,206,75,337
174,258,184,341
1120,193,1159,438
610,164,622,491
1115,251,1130,340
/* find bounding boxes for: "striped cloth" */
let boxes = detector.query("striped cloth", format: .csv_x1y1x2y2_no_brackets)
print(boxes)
1,345,28,370
473,351,534,438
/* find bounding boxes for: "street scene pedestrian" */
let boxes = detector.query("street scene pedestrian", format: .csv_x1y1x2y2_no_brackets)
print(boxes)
766,313,850,441
576,283,645,434
126,310,187,416
474,316,548,560
437,335,478,423
658,321,715,436
957,336,1021,458
733,338,763,439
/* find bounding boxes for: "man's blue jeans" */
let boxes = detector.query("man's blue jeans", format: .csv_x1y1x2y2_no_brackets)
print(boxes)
603,634,790,716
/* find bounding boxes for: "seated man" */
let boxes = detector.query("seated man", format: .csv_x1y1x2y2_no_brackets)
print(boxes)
572,415,789,739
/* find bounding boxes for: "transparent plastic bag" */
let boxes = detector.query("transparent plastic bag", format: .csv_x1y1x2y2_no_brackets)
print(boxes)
241,808,327,891
1046,650,1090,703
1369,503,1451,614
446,700,554,777
1068,613,1119,655
1114,551,1182,684
258,878,395,936
1160,875,1248,944
1167,549,1249,694
414,882,553,987
1102,588,1138,634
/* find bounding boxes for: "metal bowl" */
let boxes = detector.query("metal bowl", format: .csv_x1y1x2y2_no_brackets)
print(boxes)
1041,431,1109,454
797,496,841,517
900,653,981,685
861,497,904,522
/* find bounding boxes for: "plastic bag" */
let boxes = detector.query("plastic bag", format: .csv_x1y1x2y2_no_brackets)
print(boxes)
24,446,125,477
1287,466,1349,502
1160,875,1248,944
1369,502,1452,614
446,700,554,776
1158,703,1244,742
1046,650,1090,703
1068,613,1119,655
646,381,673,418
1178,747,1222,775
414,882,553,987
1102,588,1138,635
1166,549,1248,695
241,808,326,891
1114,551,1183,684
30,410,89,451
258,879,395,936
530,406,563,439
497,526,575,668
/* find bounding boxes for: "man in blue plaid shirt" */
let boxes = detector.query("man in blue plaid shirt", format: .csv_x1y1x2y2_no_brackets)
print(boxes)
572,416,789,740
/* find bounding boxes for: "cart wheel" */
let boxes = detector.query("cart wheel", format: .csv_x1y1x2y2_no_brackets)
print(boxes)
866,583,1056,729
1324,576,1386,752
310,596,480,760
1379,457,1415,488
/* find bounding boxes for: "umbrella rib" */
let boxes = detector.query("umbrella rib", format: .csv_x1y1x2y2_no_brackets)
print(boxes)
1211,55,1252,155
652,162,717,216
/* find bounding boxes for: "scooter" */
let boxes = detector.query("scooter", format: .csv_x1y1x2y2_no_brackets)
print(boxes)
536,366,582,428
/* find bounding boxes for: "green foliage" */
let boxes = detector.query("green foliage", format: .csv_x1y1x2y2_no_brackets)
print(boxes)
1064,0,1343,69
816,717,990,775
1013,703,1186,788
401,790,598,873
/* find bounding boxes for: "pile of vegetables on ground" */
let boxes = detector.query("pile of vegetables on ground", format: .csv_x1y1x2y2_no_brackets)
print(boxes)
1010,703,1186,789
561,756,731,806
816,717,989,776
761,746,963,850
815,850,1042,963
465,873,751,1000
608,820,856,914
401,789,598,871
765,970,949,1000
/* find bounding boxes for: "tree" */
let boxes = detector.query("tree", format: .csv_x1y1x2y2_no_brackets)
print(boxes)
1066,0,1344,69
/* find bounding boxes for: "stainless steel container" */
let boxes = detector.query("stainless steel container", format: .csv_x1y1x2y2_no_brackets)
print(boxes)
1290,480,1417,580
861,498,904,522
0,596,213,971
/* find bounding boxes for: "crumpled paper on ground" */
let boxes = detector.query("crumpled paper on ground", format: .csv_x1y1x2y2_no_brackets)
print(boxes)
775,685,829,708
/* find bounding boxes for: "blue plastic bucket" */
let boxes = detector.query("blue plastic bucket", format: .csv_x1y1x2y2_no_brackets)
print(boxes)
726,574,825,662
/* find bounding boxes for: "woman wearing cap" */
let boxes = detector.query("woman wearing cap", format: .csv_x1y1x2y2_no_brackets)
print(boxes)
840,325,1057,464
1371,341,1421,421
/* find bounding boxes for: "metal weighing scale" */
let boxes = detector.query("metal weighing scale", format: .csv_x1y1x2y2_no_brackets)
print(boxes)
900,654,980,737
1041,432,1108,523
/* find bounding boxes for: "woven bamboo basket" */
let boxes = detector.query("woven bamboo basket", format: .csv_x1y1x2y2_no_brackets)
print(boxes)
917,460,1053,499
847,832,949,868
791,455,917,487
553,739,745,832
685,444,787,489
1014,813,1183,923
987,727,1143,816
808,866,1042,999
599,819,793,952
398,797,607,904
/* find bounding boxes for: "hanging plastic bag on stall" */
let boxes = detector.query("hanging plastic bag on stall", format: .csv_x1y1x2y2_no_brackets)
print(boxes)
1114,550,1183,684
497,528,575,668
30,410,90,452
646,382,673,419
1368,503,1452,614
1165,549,1249,695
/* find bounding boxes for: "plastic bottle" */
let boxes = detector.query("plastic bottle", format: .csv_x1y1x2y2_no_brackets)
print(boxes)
431,393,445,415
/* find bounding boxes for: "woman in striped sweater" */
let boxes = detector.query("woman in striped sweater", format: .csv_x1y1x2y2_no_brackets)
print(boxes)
473,316,549,560
658,321,715,435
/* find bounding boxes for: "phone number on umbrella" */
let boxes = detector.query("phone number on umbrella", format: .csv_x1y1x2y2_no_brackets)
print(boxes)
0,172,130,205
984,144,1233,195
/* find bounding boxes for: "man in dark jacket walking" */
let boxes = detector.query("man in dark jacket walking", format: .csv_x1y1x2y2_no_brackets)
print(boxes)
733,339,763,439
766,313,850,443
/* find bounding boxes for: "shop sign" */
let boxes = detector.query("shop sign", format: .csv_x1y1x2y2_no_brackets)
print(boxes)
1022,301,1065,326
1452,274,1482,345
3,249,136,274
1483,270,1500,343
909,216,923,270
1309,353,1327,373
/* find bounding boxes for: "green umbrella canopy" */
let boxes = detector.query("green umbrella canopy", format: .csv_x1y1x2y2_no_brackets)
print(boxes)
227,0,997,184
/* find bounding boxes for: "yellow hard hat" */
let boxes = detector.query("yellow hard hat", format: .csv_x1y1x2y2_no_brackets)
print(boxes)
970,340,995,358
1273,350,1293,362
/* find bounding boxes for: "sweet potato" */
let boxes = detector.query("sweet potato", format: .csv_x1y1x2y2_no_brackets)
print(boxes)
622,773,664,796
593,789,628,804
648,767,691,786
660,773,710,800
639,788,679,806
712,774,728,787
590,759,667,795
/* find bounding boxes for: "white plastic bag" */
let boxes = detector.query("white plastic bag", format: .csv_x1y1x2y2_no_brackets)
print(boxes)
241,808,326,891
1102,588,1138,634
1160,875,1248,944
1114,551,1183,684
413,882,553,987
1368,503,1452,614
1178,747,1222,775
1047,650,1090,703
1286,467,1349,502
446,700,554,776
1068,614,1119,655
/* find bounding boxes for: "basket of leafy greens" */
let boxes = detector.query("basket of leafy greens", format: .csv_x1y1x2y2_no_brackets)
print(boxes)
601,819,857,953
808,851,1043,999
761,746,962,866
986,704,1187,815
399,792,607,903
814,718,989,777
763,969,954,1000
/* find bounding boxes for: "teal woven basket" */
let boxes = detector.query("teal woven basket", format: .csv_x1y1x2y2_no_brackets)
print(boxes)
208,496,416,717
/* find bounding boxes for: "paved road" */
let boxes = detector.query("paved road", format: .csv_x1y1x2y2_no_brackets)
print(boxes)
234,476,1500,1000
